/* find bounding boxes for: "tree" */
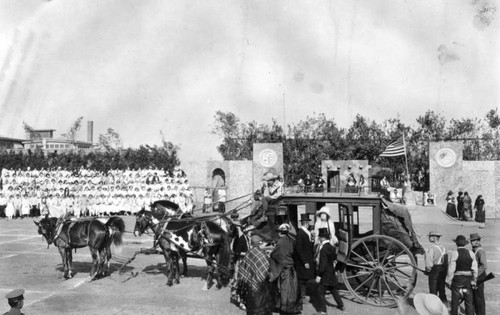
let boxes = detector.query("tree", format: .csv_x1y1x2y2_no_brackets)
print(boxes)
97,128,122,152
22,122,41,140
62,116,84,143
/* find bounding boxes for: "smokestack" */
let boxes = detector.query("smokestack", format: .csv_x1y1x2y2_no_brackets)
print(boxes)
87,121,94,143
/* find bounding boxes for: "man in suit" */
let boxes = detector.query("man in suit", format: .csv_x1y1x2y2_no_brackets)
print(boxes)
294,213,315,301
315,228,344,314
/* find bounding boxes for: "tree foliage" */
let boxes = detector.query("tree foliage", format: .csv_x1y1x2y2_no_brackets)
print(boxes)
62,116,84,143
97,128,122,152
212,109,500,189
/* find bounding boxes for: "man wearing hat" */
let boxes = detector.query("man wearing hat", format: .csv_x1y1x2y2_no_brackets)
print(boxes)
241,190,265,231
470,233,487,315
229,213,249,311
425,231,448,304
315,227,344,314
446,235,478,315
294,213,316,301
3,289,25,315
261,170,283,227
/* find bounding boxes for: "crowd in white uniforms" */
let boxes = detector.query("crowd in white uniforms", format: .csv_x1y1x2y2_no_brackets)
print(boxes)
0,166,194,219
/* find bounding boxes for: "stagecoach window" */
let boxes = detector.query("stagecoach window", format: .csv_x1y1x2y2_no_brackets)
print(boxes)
356,206,373,236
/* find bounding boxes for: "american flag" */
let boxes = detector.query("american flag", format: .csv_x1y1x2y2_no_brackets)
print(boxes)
380,136,406,157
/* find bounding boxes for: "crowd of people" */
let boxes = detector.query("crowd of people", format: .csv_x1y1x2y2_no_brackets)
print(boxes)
0,166,195,218
424,231,488,315
445,190,486,228
231,203,345,315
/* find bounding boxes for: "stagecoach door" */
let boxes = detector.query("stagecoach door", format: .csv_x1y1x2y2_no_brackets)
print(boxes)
337,204,353,263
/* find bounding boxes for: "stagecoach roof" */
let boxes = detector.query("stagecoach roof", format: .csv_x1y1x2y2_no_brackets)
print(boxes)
280,192,382,206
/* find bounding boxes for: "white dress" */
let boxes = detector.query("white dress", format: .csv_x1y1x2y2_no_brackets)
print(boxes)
5,199,15,218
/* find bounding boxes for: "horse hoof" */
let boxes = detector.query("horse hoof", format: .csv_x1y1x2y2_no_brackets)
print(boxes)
175,279,180,284
202,284,208,291
166,281,173,287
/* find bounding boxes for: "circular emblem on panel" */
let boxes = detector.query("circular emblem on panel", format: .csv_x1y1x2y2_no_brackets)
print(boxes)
259,149,278,167
435,148,457,168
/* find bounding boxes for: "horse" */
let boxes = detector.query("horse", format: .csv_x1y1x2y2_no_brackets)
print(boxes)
34,215,125,280
133,207,231,289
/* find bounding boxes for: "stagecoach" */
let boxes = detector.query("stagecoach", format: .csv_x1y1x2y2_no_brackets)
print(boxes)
128,191,423,308
271,192,424,308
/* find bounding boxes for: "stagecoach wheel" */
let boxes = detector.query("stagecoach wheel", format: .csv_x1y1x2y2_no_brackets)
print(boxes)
343,235,417,308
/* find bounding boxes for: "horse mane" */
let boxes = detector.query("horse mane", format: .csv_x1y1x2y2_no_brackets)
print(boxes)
152,199,179,210
40,217,58,230
204,220,226,235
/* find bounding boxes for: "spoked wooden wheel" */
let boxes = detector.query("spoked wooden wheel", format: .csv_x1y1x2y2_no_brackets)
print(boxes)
343,235,417,307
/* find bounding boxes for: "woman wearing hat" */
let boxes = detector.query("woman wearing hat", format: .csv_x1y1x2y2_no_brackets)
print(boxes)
237,235,273,314
313,206,338,246
470,233,487,315
473,195,486,228
446,235,478,315
445,191,458,218
269,223,302,314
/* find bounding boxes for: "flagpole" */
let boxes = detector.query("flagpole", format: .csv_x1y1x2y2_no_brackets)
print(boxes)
403,133,410,184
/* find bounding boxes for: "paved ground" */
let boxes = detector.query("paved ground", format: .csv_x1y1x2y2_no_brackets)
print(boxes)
0,211,498,315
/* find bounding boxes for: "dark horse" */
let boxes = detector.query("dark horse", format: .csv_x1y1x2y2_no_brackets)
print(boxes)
34,216,125,280
134,203,231,289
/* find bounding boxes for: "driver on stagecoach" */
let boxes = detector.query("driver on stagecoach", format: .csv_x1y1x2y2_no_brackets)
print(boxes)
261,170,283,227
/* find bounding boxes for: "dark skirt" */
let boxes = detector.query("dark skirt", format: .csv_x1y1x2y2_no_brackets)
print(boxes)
273,267,302,314
475,209,485,223
446,203,457,218
246,282,273,315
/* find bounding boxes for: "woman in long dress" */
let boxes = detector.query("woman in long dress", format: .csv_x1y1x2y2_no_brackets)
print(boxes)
5,195,15,219
445,191,457,218
474,195,486,228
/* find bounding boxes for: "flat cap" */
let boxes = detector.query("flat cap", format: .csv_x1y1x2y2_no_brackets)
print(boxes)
5,289,24,301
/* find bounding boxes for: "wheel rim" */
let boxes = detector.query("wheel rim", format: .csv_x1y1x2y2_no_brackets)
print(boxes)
343,234,417,307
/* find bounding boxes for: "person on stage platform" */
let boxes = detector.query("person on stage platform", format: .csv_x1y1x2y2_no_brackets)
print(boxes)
463,192,473,221
445,191,458,218
474,195,486,229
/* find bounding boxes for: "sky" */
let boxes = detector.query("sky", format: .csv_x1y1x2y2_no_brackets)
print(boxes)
0,0,498,164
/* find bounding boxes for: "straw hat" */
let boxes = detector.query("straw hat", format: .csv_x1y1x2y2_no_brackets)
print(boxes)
427,231,442,237
413,293,448,315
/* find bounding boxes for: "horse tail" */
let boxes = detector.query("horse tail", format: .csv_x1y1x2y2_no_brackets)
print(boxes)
106,216,125,247
218,232,232,287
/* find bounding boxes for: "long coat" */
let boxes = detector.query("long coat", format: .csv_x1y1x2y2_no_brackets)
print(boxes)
317,242,337,286
294,228,315,281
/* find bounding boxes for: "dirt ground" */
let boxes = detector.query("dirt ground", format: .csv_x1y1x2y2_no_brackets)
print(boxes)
0,211,499,315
